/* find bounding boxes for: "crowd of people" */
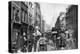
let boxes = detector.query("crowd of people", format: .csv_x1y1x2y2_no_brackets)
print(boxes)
11,26,76,53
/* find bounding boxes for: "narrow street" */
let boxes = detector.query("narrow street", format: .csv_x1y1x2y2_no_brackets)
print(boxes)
9,1,78,53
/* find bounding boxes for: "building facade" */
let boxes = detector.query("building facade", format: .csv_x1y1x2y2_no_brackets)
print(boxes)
55,12,66,31
66,5,78,48
34,2,42,31
41,20,45,33
55,5,78,49
9,1,34,53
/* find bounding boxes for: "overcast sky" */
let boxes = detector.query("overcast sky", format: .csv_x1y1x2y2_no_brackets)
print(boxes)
40,3,69,28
